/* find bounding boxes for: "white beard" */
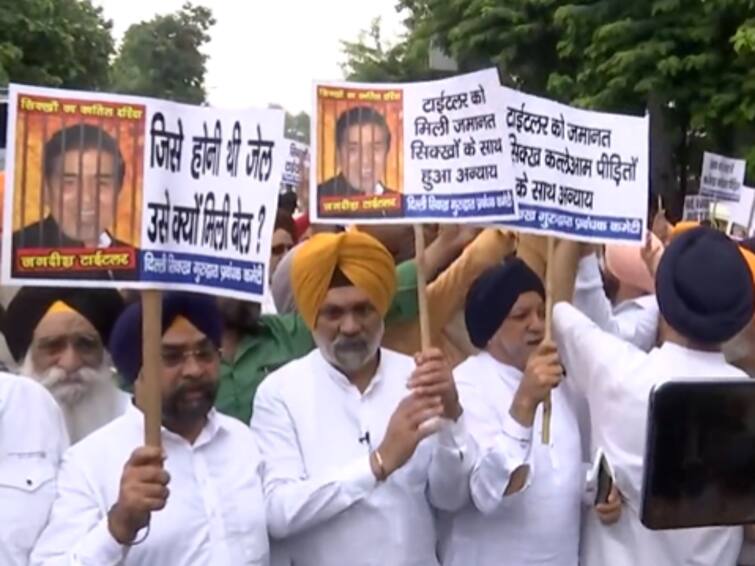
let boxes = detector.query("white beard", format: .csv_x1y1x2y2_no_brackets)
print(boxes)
20,353,130,443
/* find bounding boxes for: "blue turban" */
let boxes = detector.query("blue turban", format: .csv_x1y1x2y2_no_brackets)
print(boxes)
465,258,545,348
656,227,754,345
109,292,223,383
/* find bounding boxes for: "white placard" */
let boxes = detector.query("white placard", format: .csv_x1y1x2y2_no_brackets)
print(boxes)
498,87,649,244
683,195,715,222
699,151,745,202
281,139,308,186
728,186,755,231
2,84,286,301
311,69,517,224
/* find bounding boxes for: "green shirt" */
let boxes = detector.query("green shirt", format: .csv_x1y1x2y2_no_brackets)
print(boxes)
215,261,419,423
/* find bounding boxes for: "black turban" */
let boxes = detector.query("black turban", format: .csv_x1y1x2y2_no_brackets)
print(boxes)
465,258,545,348
656,226,754,345
109,291,223,384
4,287,125,363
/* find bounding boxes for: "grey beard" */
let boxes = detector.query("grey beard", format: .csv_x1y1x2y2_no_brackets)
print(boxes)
314,321,384,374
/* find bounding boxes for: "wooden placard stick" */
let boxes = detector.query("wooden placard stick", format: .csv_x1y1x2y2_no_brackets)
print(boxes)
541,237,555,444
413,224,431,351
140,289,163,447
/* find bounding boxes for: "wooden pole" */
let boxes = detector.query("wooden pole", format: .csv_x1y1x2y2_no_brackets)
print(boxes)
140,289,163,447
414,224,442,434
541,237,555,445
413,224,431,351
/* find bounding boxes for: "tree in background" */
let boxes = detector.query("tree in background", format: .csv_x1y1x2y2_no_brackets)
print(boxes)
268,104,310,143
0,0,114,88
341,17,429,82
110,2,215,104
341,0,755,217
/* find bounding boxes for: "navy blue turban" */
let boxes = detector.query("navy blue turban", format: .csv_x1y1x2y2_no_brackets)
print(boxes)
465,258,545,349
109,292,223,383
656,227,754,345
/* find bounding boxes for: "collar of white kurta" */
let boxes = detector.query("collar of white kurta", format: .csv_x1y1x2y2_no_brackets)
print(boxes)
657,341,730,365
123,402,227,448
477,351,524,389
310,348,386,396
614,293,657,314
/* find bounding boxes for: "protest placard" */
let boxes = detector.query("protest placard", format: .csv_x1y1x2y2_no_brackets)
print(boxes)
683,195,715,222
282,139,308,187
498,87,649,244
699,151,746,202
2,84,286,301
311,68,517,224
727,186,755,235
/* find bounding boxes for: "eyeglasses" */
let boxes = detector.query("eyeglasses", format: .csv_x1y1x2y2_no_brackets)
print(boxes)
160,343,220,368
271,243,294,256
34,334,102,358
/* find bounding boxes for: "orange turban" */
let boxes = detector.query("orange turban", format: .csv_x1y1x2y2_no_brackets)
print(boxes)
670,221,700,240
740,246,755,284
605,233,663,294
291,231,397,329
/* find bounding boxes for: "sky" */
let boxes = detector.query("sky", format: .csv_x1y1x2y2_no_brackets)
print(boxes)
93,0,406,114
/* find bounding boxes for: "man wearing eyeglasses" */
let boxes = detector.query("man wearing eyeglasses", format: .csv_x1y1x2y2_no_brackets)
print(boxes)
4,287,128,444
32,291,270,565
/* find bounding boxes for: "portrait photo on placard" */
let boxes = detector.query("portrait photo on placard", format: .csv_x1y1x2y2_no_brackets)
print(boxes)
10,93,145,280
315,85,404,219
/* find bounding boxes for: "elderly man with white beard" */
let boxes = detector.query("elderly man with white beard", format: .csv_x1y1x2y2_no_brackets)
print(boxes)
4,287,128,443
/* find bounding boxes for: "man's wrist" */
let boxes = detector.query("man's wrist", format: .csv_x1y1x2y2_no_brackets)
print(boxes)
510,393,537,427
107,505,137,545
369,450,387,482
446,402,463,422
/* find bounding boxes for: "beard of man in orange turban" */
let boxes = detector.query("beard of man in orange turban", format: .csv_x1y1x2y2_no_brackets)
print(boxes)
291,231,396,379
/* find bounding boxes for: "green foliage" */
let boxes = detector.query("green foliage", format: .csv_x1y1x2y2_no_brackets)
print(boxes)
285,111,310,143
109,2,215,104
269,104,310,143
340,17,433,82
0,0,114,89
341,0,755,195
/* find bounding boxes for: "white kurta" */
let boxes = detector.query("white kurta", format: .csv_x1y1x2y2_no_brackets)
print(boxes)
61,382,130,445
0,373,68,566
553,302,744,566
250,348,474,566
439,352,584,566
31,404,269,566
573,253,659,351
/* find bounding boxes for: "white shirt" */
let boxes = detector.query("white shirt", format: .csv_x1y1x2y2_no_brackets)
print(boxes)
251,348,473,566
0,373,68,566
31,404,269,566
439,352,583,566
573,253,659,351
553,302,744,566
